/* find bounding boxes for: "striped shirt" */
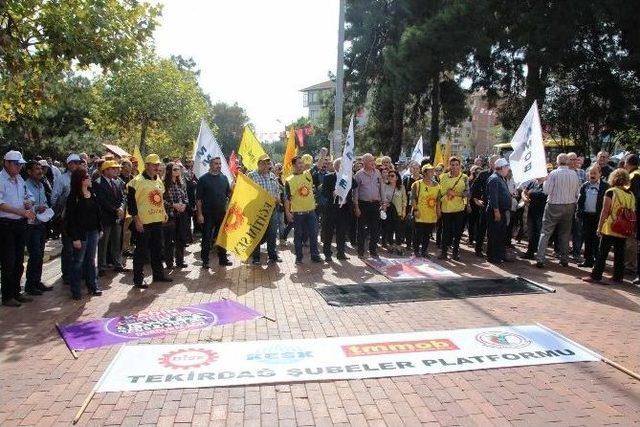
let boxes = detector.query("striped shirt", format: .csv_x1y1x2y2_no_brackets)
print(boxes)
247,170,282,202
543,166,581,204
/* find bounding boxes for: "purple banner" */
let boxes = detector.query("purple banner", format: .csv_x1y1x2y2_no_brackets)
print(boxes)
57,300,263,351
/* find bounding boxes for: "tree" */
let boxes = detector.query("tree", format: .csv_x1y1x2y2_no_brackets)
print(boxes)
92,56,211,158
0,0,160,122
210,102,250,156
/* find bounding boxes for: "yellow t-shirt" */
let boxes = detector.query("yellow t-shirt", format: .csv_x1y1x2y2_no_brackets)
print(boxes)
286,171,316,213
601,187,636,238
412,180,440,224
439,172,468,213
128,174,166,224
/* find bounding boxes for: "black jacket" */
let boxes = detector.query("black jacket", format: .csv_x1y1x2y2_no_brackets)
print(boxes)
94,175,126,226
64,192,102,241
577,179,609,217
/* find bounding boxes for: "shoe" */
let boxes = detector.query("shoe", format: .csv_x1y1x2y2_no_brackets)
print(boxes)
2,299,21,307
452,252,460,261
325,256,333,263
252,259,261,265
37,283,53,292
15,294,33,303
176,263,188,268
295,259,303,265
202,263,210,269
520,253,535,260
488,259,503,265
582,276,600,283
437,252,448,260
474,251,484,258
578,262,593,268
71,294,82,301
25,288,43,296
369,252,379,258
633,278,640,286
536,262,544,268
98,270,106,277
560,261,569,267
219,259,233,266
311,256,323,263
336,253,348,260
134,282,149,289
91,290,103,296
154,277,173,283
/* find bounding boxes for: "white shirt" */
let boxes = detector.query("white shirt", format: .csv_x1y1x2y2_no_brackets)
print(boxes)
0,168,33,219
51,170,71,212
543,166,581,204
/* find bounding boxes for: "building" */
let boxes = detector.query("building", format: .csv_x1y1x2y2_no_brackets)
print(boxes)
469,93,499,155
300,80,334,122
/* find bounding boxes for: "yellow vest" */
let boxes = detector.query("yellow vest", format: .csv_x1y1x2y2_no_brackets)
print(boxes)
439,172,467,213
412,180,440,224
128,174,166,224
602,187,636,238
286,171,316,212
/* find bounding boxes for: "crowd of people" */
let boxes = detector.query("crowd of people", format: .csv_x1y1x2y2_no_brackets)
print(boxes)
0,146,638,307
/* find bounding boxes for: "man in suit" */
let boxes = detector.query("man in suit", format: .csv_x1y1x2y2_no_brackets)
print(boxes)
95,160,129,275
576,165,609,268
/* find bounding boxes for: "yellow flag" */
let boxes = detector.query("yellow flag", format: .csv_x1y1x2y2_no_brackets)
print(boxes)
433,142,443,165
443,142,451,165
282,128,297,179
215,173,276,261
238,126,267,171
133,144,144,174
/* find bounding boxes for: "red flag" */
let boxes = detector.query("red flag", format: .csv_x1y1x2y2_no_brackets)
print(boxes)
229,150,239,176
295,128,305,147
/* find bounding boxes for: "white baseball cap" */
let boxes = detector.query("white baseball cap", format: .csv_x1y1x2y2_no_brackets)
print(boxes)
495,158,509,169
4,150,26,164
38,159,49,167
66,154,81,163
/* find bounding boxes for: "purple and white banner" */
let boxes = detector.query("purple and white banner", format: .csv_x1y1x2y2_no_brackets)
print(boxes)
365,256,459,281
57,300,262,351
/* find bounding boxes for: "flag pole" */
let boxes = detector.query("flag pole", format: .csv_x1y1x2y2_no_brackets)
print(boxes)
332,0,346,157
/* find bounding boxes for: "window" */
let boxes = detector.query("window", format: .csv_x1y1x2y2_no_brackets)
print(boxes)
303,92,309,107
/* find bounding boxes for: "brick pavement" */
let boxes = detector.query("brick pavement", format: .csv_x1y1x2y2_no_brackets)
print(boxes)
1,238,639,426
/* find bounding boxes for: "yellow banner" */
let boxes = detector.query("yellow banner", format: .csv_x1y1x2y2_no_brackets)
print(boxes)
133,144,145,174
282,128,297,179
238,126,267,171
215,173,276,261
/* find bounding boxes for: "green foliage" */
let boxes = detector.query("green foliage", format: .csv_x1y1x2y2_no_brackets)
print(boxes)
0,0,160,121
210,102,250,156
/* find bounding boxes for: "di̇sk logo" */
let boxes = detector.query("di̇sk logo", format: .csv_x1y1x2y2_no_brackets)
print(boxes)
159,348,218,369
297,185,311,197
223,203,245,233
148,189,163,207
475,331,531,349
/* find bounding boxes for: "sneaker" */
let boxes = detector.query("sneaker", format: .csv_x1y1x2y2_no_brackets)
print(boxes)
2,299,21,307
15,294,33,303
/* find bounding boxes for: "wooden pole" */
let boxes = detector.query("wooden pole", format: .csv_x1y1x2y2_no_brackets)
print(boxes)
55,323,79,359
72,390,95,424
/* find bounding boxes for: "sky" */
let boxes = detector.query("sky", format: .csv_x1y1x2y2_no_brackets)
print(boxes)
153,0,339,141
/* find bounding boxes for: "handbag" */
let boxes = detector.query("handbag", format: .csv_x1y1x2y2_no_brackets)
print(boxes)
610,190,636,237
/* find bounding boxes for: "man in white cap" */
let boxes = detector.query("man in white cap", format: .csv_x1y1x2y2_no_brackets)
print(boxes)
51,153,84,285
485,158,512,264
0,150,36,307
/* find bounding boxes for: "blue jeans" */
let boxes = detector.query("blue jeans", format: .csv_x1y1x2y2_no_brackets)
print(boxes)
70,230,99,297
293,211,319,261
252,213,278,261
61,233,74,284
25,224,46,291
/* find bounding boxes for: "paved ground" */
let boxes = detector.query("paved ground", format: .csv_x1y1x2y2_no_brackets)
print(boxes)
1,237,639,426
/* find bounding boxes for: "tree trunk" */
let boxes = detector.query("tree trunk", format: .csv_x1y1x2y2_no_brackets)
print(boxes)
390,94,404,161
429,70,441,159
140,116,148,155
525,58,545,110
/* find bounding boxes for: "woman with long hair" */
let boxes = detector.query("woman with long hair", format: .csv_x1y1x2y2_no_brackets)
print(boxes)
381,170,407,255
584,168,636,284
65,169,102,299
163,162,189,268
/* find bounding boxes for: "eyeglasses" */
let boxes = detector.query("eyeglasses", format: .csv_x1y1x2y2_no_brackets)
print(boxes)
172,168,181,171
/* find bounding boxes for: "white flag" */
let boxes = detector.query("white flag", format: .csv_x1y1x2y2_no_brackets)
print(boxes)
411,136,424,163
335,116,355,207
509,101,547,184
193,119,234,184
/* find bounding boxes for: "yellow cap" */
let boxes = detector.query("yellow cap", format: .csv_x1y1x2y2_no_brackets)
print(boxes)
421,163,434,172
101,160,121,171
301,154,313,165
257,153,271,163
375,157,383,166
145,154,162,164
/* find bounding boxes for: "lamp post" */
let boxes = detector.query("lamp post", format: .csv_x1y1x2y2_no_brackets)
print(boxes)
332,0,346,157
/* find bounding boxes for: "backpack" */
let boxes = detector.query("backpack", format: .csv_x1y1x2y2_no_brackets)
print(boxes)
610,189,637,237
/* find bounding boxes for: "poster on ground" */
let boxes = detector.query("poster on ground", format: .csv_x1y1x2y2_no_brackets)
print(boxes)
57,300,262,351
95,325,598,392
365,256,459,281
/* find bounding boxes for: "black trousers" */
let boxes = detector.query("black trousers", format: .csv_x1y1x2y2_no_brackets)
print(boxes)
468,206,481,245
487,211,507,262
441,211,465,254
201,214,227,263
526,210,543,255
414,222,435,256
357,201,381,256
591,234,626,281
581,213,599,265
163,221,186,267
0,218,27,302
321,204,349,257
382,205,403,246
474,209,488,254
133,222,165,284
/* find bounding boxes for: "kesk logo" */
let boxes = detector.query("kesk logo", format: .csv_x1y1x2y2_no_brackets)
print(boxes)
297,185,311,197
148,189,163,207
342,339,458,357
159,348,218,369
425,196,436,208
476,331,531,349
223,203,245,233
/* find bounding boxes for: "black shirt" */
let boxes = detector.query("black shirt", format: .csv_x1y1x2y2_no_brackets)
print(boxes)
471,169,492,203
525,180,547,216
196,172,230,216
65,193,101,241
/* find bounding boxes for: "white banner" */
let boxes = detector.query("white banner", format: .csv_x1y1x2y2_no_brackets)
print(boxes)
509,101,547,184
193,119,234,184
335,116,355,207
411,136,424,163
95,325,597,392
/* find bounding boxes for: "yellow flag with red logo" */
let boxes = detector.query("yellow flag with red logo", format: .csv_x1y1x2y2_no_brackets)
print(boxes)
282,127,297,179
215,173,276,261
238,126,267,171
